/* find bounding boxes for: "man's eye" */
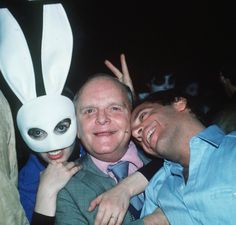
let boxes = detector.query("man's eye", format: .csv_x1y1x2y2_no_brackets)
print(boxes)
109,105,122,112
139,112,147,121
86,109,94,114
111,106,121,111
28,128,47,140
82,108,96,115
54,118,71,134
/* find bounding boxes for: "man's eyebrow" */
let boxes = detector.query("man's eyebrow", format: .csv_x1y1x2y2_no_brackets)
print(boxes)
133,105,155,120
132,107,145,120
78,105,94,111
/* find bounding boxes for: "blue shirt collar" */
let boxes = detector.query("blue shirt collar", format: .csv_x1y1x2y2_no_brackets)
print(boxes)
196,125,225,148
164,125,225,175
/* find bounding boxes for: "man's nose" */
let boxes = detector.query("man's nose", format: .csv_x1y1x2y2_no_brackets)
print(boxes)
132,124,143,142
95,109,110,125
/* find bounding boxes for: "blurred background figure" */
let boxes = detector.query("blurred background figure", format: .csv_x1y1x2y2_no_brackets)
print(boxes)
211,102,236,133
138,71,176,100
0,90,29,225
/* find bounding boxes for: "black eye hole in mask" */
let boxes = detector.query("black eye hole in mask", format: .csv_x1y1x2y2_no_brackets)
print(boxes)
27,118,71,140
28,128,48,140
54,118,71,135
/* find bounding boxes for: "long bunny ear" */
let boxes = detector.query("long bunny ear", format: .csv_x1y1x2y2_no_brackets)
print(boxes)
0,8,37,104
41,4,73,95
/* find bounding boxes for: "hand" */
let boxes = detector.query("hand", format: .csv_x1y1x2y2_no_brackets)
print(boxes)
34,160,81,216
89,171,148,225
143,208,170,225
105,54,136,99
39,160,81,195
89,183,131,225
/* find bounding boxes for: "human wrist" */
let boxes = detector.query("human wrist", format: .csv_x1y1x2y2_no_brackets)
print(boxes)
34,185,58,216
119,171,148,197
34,194,57,216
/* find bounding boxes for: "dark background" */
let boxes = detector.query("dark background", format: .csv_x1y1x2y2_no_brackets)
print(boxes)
1,0,235,168
64,1,236,93
1,1,236,96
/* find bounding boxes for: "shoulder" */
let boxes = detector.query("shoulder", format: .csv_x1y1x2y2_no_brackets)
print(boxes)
149,166,167,186
0,91,13,133
219,131,236,155
226,130,236,138
59,156,115,197
19,155,44,178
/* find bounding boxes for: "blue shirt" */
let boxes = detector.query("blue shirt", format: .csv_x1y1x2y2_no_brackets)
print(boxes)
141,125,236,225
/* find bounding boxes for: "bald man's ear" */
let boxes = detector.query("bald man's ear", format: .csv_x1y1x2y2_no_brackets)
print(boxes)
173,97,187,112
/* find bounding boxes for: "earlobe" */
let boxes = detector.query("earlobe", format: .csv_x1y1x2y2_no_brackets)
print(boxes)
173,97,187,112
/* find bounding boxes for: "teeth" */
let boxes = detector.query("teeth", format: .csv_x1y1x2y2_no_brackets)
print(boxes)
48,150,62,155
146,127,156,144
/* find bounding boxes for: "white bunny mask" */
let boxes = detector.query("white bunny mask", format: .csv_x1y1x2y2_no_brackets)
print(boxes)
0,4,77,153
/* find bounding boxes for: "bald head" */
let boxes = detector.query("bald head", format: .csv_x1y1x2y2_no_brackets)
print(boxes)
74,73,133,110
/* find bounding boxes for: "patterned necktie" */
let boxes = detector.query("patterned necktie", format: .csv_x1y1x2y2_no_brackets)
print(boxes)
107,161,144,219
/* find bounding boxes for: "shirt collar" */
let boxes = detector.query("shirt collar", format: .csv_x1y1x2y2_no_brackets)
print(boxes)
90,141,143,175
164,125,225,176
195,125,225,148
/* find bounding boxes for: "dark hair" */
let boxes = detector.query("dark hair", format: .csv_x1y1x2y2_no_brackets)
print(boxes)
134,88,207,125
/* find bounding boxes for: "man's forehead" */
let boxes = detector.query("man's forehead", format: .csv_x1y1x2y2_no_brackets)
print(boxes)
132,102,161,118
78,93,129,110
80,78,122,97
132,102,150,118
84,76,118,89
80,80,129,104
134,102,154,111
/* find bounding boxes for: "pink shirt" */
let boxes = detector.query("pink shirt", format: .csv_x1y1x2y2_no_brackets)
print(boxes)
90,141,144,182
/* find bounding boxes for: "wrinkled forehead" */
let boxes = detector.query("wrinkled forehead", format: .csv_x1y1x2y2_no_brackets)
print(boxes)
78,78,131,108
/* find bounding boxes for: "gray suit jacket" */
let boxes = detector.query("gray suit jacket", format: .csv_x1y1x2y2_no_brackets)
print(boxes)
55,148,149,225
